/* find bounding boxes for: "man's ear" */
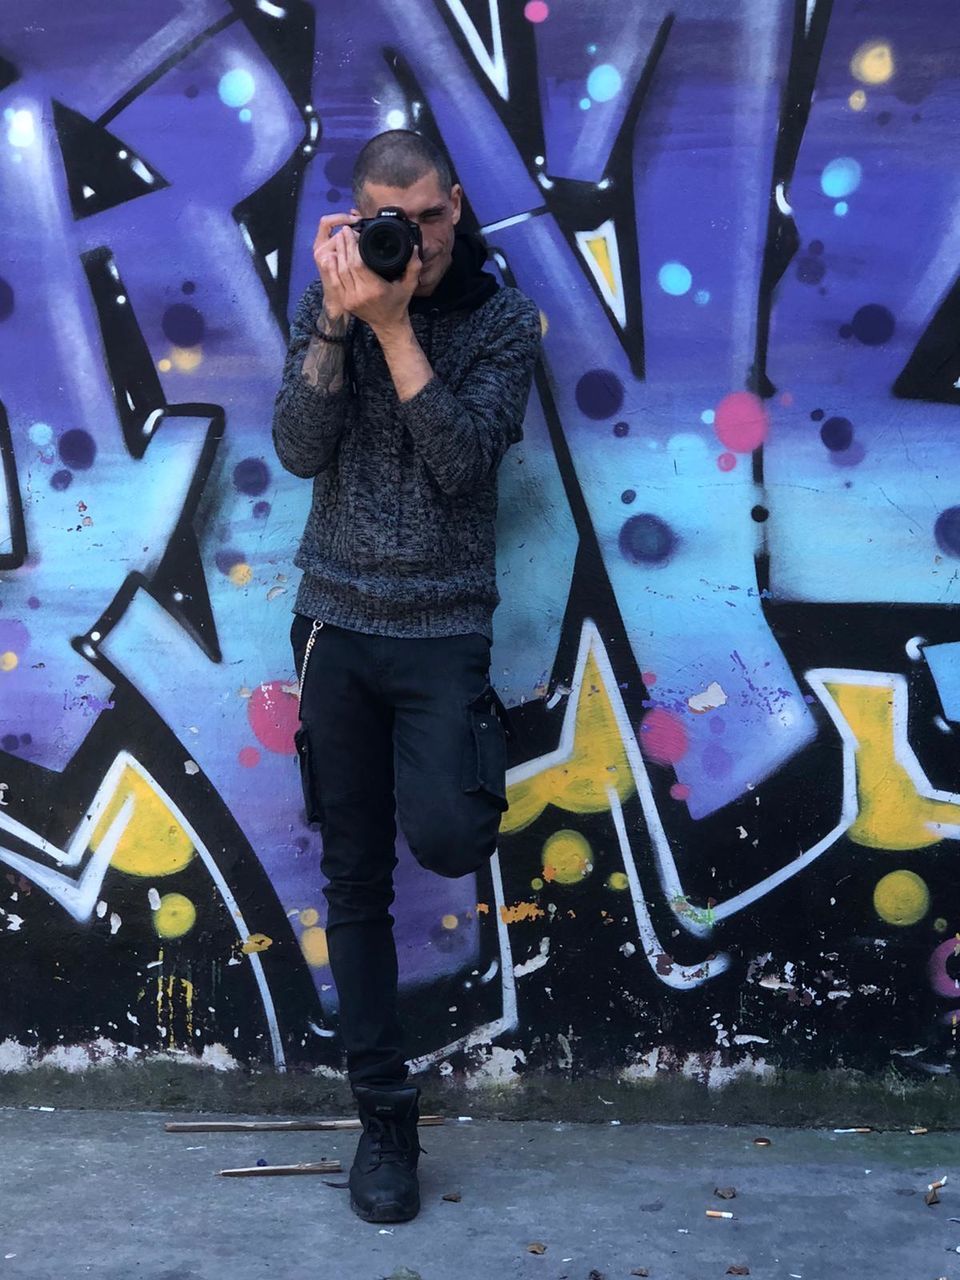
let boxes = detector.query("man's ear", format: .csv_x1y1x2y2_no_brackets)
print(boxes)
450,183,463,226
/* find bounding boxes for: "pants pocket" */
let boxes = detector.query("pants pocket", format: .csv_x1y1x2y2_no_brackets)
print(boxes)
462,687,509,812
294,724,323,825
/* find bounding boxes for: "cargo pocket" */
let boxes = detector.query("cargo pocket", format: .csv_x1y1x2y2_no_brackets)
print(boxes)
294,724,323,825
462,687,509,812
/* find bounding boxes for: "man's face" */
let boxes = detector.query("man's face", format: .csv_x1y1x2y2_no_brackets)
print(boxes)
355,169,462,296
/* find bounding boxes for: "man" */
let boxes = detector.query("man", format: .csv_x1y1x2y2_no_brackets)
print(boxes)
272,130,541,1223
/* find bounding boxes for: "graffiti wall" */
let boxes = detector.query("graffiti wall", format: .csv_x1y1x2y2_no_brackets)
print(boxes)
2,0,959,1084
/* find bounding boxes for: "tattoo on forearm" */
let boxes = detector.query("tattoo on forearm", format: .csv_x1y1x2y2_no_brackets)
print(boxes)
301,335,346,392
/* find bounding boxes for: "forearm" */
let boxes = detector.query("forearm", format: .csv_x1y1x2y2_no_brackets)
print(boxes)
301,310,349,391
374,318,433,403
272,308,351,478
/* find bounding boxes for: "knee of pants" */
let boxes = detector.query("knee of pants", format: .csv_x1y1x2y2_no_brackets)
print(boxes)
321,868,396,923
405,804,500,879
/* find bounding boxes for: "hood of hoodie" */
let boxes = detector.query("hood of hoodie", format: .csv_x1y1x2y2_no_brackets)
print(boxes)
409,231,499,316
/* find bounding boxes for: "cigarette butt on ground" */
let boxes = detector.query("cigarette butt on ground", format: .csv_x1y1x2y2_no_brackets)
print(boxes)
219,1160,343,1177
929,1176,948,1191
167,1116,444,1134
706,1209,735,1220
910,1127,929,1135
834,1127,873,1134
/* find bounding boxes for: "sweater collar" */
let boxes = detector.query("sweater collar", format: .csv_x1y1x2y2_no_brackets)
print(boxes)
409,232,499,316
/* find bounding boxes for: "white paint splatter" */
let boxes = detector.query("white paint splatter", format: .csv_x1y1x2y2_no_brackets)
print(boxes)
183,760,200,776
109,913,121,935
463,1045,527,1088
687,681,728,714
147,888,161,911
513,937,550,977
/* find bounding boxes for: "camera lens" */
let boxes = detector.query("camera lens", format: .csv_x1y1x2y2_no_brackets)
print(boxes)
359,216,414,280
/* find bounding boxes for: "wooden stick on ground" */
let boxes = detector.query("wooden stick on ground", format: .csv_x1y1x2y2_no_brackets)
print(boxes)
219,1160,343,1178
167,1116,444,1134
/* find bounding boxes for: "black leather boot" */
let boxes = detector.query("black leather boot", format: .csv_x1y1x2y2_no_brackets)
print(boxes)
349,1085,422,1223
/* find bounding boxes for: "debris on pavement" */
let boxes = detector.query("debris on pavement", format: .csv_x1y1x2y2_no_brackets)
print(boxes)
630,1270,650,1277
925,1187,941,1206
707,1209,735,1220
526,1242,547,1254
218,1160,341,1177
726,1268,750,1276
441,1191,462,1202
384,1270,422,1280
752,1136,771,1147
714,1186,737,1200
833,1127,873,1134
587,1271,605,1280
909,1127,929,1135
929,1176,948,1192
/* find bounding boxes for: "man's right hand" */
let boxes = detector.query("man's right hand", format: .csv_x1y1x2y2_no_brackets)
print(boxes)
313,213,359,325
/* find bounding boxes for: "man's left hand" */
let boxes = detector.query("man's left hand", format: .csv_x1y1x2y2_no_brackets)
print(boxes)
334,227,420,335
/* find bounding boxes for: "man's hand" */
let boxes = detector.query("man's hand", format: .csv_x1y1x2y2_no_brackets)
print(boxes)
333,227,421,337
312,213,358,325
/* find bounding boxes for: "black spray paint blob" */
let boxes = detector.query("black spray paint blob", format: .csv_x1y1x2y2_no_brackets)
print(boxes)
0,277,13,321
934,506,960,557
162,303,205,347
613,421,630,438
851,304,896,345
50,469,73,491
324,152,354,188
796,257,826,286
621,489,636,504
233,457,270,496
820,416,854,451
618,513,676,564
576,369,625,420
214,548,246,575
58,428,96,470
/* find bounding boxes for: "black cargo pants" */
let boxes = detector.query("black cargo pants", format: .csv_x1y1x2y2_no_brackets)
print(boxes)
291,614,509,1088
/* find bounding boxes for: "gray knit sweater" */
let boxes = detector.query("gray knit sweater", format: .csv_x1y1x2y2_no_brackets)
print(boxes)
272,257,541,638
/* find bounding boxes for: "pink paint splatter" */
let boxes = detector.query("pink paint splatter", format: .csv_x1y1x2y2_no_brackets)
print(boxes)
779,391,794,407
524,0,549,20
641,670,657,686
239,746,261,768
717,452,737,472
714,391,769,453
929,937,960,999
670,782,691,801
639,708,688,765
247,681,298,755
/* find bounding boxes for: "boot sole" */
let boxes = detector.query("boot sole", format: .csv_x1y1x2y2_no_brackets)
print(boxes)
350,1195,420,1224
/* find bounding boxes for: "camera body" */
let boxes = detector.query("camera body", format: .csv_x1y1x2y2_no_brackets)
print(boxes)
349,206,423,281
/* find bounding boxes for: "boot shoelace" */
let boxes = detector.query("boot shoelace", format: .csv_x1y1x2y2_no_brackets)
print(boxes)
365,1116,425,1167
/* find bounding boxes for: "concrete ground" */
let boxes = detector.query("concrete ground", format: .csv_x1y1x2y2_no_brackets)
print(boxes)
0,1109,954,1280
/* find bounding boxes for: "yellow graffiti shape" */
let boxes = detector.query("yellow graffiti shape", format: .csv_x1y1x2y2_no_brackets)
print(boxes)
851,40,895,85
503,652,635,834
300,925,329,967
873,870,930,926
825,680,960,849
241,933,273,954
542,829,593,885
154,893,197,939
585,235,616,294
91,765,195,875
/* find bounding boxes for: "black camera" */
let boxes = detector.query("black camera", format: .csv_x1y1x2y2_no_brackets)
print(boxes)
349,206,422,281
